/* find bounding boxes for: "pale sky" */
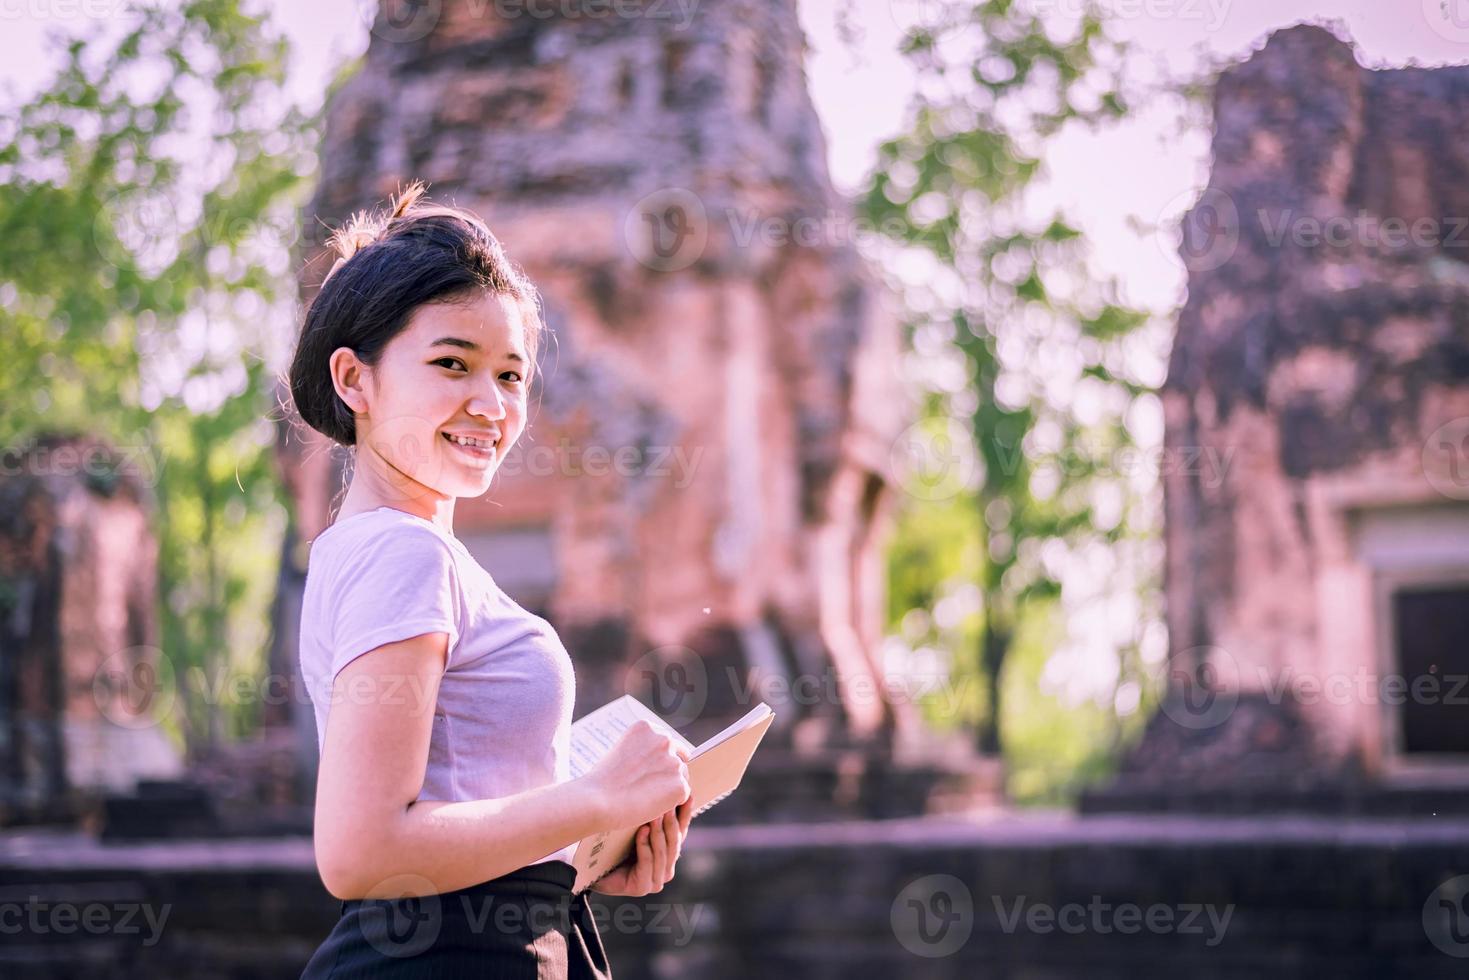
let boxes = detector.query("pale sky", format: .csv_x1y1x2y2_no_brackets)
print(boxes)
3,0,1462,314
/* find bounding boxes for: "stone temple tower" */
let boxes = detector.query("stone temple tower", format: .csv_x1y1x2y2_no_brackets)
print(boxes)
269,0,941,797
1086,26,1469,814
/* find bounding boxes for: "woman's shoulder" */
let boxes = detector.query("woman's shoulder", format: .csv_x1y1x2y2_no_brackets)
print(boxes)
310,507,461,572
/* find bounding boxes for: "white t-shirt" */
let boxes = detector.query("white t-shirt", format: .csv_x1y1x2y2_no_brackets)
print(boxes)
298,505,576,867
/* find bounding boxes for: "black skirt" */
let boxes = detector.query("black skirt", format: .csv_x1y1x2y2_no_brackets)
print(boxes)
300,859,612,979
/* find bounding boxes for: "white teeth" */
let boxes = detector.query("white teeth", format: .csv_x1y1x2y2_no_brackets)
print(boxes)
445,434,495,449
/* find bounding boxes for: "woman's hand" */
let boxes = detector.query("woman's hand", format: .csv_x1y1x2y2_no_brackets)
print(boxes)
590,796,693,897
580,721,692,832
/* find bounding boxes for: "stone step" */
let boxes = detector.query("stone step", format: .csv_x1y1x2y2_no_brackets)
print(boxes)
1081,779,1469,818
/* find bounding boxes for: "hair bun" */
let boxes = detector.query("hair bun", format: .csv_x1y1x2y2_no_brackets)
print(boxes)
322,180,430,282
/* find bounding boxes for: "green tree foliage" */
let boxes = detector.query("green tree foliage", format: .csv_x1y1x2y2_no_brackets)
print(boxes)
0,1,320,755
865,0,1165,800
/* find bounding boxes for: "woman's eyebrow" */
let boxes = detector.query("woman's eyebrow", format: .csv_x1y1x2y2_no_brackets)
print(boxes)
429,336,479,351
428,337,525,363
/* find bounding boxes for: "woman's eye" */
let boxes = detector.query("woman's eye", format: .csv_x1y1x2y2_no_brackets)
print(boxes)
502,372,524,384
434,357,467,371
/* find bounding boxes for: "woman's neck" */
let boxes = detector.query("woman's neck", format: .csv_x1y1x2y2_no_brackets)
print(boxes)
335,468,456,536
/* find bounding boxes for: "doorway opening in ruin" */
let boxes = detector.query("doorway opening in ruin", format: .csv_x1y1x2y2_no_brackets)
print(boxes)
1391,583,1469,756
1357,505,1469,772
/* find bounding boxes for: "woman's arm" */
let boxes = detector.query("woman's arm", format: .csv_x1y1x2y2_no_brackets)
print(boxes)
312,631,610,900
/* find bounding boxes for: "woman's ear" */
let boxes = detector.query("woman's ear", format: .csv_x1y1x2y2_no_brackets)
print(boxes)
329,347,370,415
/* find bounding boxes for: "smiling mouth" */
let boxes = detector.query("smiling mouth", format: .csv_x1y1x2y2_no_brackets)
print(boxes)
442,432,498,461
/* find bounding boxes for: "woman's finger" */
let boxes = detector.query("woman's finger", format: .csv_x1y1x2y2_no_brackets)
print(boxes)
659,809,678,876
672,811,687,863
634,828,652,899
648,818,667,891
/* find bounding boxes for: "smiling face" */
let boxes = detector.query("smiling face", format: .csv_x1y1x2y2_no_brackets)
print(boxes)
329,289,531,507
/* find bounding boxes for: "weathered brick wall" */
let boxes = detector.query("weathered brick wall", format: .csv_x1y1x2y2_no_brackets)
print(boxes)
4,817,1468,978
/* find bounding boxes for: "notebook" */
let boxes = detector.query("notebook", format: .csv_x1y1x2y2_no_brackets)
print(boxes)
567,695,776,894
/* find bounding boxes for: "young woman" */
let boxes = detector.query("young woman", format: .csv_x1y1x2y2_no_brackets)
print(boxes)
290,182,692,978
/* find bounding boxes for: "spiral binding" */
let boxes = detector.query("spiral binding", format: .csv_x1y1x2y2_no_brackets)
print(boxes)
576,793,733,893
692,791,731,818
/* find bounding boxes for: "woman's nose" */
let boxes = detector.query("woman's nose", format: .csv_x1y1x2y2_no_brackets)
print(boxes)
468,399,504,421
467,385,506,420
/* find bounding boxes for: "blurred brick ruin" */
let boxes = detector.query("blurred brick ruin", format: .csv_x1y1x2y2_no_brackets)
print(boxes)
270,0,1000,817
0,433,183,826
1088,26,1469,813
0,430,333,837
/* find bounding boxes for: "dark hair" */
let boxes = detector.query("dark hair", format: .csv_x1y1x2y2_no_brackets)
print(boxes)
287,180,544,447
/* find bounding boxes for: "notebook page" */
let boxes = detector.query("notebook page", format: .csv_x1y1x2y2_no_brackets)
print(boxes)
567,695,693,779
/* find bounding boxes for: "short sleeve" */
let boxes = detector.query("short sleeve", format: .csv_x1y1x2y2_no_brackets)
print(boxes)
325,524,462,682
